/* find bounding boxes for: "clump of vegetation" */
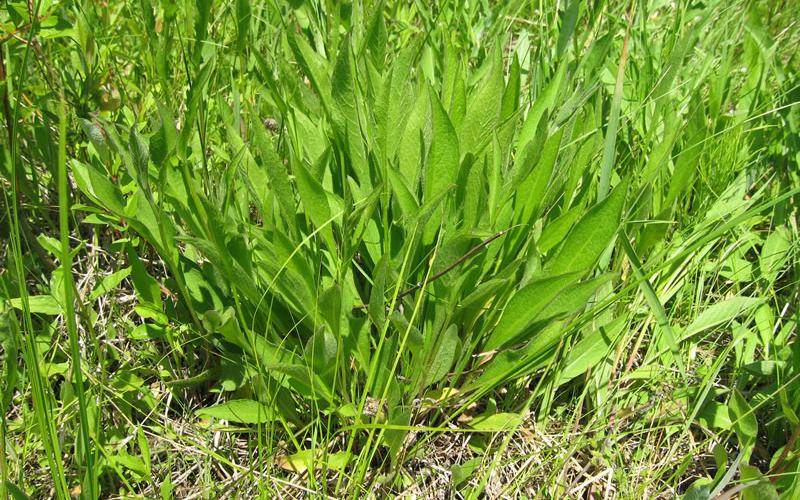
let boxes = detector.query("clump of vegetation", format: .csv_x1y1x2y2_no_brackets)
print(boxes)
1,0,798,497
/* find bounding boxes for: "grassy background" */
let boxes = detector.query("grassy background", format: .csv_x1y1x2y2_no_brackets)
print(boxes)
1,0,799,497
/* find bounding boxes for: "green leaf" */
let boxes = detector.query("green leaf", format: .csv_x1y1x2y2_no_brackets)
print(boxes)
331,36,369,186
192,0,213,64
424,324,459,387
740,464,779,500
288,33,332,114
71,159,125,215
497,54,521,155
195,399,275,424
425,90,459,203
729,390,758,453
235,0,251,53
364,0,386,70
538,206,582,254
137,426,152,479
760,227,792,283
305,327,338,379
683,297,762,340
682,479,712,500
129,126,150,192
8,296,61,315
516,128,564,225
398,85,430,189
79,118,110,164
150,104,178,166
386,167,419,218
127,245,162,307
533,273,616,325
181,259,224,313
379,45,415,160
369,255,389,330
484,271,582,352
294,159,334,247
557,0,581,57
179,56,216,153
696,401,733,430
558,317,622,383
3,481,29,500
88,267,131,301
451,457,482,487
278,449,352,474
468,412,523,432
459,46,503,155
251,115,296,228
545,180,627,275
517,64,566,151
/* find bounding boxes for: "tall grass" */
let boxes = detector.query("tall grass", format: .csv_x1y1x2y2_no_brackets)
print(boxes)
0,0,798,497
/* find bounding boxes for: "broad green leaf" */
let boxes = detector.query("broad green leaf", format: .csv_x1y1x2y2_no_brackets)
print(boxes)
696,401,733,430
8,296,61,315
126,245,163,308
441,37,460,117
192,0,213,64
150,103,178,166
459,46,503,156
179,55,216,154
363,0,386,70
277,449,351,473
470,322,562,392
533,273,616,324
455,278,509,319
71,159,125,215
484,271,581,352
516,128,564,225
398,85,430,189
319,285,344,338
386,167,419,218
424,324,459,388
331,36,369,186
740,464,779,500
460,152,484,230
517,64,566,151
181,260,224,313
129,126,150,192
305,327,338,379
683,297,762,340
202,308,247,348
558,317,622,383
497,54,521,156
451,457,482,487
729,390,757,454
369,255,389,330
425,90,460,203
195,399,275,424
79,118,110,164
235,0,251,53
293,160,334,246
682,479,712,500
251,116,296,228
225,123,267,211
379,45,415,160
538,206,582,254
556,0,581,57
88,267,132,301
468,412,523,432
545,180,627,275
111,452,148,480
760,227,792,283
4,481,30,500
288,33,332,114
